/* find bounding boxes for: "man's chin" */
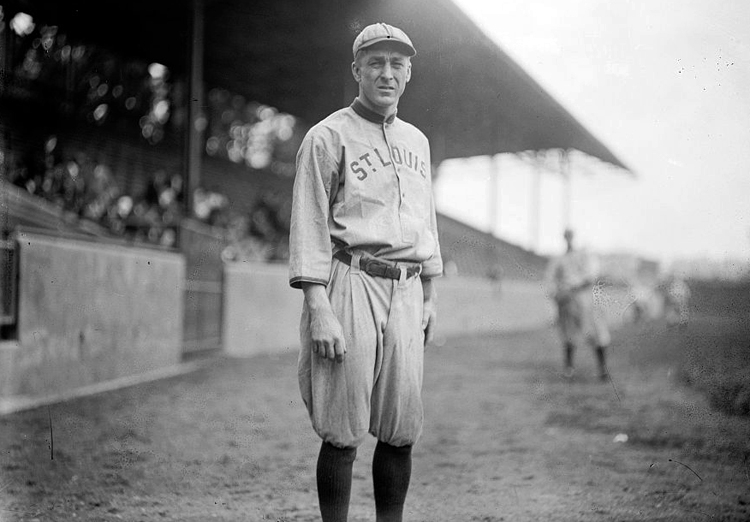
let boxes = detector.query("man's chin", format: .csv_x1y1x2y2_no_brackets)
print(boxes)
379,90,400,100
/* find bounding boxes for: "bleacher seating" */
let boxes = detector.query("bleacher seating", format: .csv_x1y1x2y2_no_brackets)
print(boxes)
1,181,112,240
437,213,548,281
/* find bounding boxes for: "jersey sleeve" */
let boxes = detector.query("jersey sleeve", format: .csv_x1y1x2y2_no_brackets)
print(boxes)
420,184,443,279
288,129,340,289
579,250,598,286
586,251,600,279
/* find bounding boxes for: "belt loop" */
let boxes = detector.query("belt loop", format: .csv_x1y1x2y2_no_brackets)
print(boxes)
350,252,361,275
398,265,407,286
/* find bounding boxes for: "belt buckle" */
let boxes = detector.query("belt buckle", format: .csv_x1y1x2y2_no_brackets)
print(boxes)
365,259,387,278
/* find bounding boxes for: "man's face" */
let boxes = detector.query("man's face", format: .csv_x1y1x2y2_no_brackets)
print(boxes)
352,44,412,116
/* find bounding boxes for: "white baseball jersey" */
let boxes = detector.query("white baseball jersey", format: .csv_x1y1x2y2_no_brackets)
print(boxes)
288,98,443,288
545,249,599,300
545,248,610,346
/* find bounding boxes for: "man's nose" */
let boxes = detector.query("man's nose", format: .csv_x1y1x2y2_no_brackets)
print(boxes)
381,62,394,79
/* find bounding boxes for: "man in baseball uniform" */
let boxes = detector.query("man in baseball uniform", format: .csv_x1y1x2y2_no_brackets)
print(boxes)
545,228,610,381
661,272,691,329
288,23,442,522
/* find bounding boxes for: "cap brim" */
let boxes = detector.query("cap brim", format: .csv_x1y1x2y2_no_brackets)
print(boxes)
356,38,416,57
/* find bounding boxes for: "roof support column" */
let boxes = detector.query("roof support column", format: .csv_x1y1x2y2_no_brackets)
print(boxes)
530,152,542,251
489,154,502,236
0,13,6,97
560,149,572,230
184,0,205,217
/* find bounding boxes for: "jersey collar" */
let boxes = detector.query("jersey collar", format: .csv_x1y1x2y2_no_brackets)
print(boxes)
351,98,397,125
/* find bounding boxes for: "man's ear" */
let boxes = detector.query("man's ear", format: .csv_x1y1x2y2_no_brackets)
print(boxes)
406,62,412,83
351,61,360,82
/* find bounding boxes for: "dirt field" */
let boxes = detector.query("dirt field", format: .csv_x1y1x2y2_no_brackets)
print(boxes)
1,313,749,521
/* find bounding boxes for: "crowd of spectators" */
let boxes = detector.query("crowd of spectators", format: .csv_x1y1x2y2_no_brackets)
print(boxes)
2,8,295,260
221,191,291,263
5,137,291,259
7,141,183,247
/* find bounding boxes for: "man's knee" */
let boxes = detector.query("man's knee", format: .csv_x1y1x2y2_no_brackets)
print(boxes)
375,440,413,455
320,440,358,459
317,429,369,450
371,426,422,448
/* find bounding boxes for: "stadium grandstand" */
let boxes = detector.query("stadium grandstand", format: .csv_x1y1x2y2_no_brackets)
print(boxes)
0,0,628,407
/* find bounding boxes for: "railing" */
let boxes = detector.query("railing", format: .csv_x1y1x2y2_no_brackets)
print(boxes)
0,238,18,330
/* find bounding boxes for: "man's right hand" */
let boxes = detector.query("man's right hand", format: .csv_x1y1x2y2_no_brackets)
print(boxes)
301,282,347,363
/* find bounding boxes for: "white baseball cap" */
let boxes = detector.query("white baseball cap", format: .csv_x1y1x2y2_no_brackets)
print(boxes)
352,23,416,58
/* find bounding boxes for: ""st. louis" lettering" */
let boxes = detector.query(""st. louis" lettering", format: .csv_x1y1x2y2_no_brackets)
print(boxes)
350,145,426,181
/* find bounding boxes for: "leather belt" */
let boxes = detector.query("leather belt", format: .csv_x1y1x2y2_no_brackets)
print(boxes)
334,251,421,280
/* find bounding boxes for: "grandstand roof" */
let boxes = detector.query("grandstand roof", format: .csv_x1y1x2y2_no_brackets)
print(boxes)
12,0,630,169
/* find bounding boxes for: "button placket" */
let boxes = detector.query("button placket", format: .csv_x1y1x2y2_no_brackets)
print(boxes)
381,123,407,241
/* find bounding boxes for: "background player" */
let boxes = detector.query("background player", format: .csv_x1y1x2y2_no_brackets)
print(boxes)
288,22,442,522
545,228,610,381
660,272,691,329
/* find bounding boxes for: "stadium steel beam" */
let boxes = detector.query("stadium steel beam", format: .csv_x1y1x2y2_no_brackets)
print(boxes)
184,0,204,217
488,154,502,237
560,151,573,231
530,153,543,252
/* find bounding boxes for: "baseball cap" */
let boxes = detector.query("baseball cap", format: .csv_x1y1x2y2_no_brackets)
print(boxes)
352,23,416,58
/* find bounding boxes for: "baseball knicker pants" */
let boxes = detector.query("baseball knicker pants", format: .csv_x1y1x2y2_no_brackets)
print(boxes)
298,255,425,449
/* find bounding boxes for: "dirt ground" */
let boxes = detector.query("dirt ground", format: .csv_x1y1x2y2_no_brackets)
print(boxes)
1,316,749,522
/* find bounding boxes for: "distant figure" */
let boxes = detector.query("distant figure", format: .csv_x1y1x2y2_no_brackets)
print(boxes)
545,229,610,381
662,274,691,329
626,280,656,324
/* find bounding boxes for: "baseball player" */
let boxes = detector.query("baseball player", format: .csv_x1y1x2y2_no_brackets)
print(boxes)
545,228,610,381
661,273,691,329
288,23,442,522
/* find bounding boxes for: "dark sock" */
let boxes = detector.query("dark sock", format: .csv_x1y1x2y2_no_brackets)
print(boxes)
564,342,575,369
317,441,357,522
596,346,607,379
372,441,412,522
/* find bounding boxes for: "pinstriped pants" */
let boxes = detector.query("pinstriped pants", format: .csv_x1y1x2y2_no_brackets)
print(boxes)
298,256,425,449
